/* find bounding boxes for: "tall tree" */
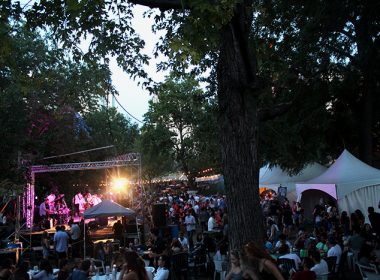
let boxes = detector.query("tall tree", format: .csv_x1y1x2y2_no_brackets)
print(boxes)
143,73,218,185
24,0,265,248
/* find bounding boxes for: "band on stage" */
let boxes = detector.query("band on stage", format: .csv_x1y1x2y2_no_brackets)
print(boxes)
38,189,102,229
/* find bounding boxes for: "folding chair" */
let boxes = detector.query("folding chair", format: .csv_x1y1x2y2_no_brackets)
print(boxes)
357,263,379,280
171,252,189,280
277,258,296,279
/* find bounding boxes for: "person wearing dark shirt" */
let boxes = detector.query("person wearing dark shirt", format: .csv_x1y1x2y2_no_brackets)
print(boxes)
57,259,70,280
290,258,316,280
67,260,90,280
112,220,124,246
368,207,380,239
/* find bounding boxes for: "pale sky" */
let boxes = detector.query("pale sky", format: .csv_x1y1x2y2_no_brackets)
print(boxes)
110,6,167,125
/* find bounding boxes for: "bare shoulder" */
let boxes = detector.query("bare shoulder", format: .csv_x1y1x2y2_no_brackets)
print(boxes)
124,271,139,280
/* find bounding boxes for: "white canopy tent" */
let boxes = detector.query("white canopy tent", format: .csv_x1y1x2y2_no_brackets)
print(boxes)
259,163,327,202
83,200,135,257
296,149,380,217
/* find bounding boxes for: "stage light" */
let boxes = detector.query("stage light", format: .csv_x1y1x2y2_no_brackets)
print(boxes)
112,177,128,191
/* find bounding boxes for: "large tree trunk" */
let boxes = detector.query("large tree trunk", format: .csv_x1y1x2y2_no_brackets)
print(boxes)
355,8,377,165
217,3,264,249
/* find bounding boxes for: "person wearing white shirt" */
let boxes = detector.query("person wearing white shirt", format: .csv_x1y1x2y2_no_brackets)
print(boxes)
310,251,329,276
278,244,302,270
153,256,169,280
208,212,217,231
178,232,189,251
327,238,342,272
274,234,292,252
184,211,196,249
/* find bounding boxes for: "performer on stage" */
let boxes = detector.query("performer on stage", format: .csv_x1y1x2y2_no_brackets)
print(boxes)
47,190,56,211
39,198,48,219
74,191,85,217
92,194,102,206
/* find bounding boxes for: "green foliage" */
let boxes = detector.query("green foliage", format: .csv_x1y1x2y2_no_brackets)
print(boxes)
84,106,140,159
143,72,220,183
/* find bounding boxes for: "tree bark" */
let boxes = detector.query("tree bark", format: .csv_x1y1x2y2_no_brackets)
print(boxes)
355,7,377,165
216,3,264,249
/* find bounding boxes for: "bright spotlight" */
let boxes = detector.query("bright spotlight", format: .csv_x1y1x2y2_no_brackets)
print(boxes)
112,178,128,190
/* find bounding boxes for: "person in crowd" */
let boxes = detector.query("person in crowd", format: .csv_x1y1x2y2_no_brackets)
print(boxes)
184,210,196,249
69,219,81,258
310,251,329,276
153,255,169,280
348,226,365,252
355,209,365,227
198,207,209,232
111,252,125,272
0,258,14,280
225,250,244,280
368,206,380,239
340,211,350,236
57,259,70,280
315,233,328,258
54,225,69,260
112,220,124,246
278,244,301,271
10,261,29,280
208,211,217,231
244,241,284,280
238,253,260,280
290,257,316,280
274,234,292,253
170,238,183,254
282,201,293,235
293,231,306,252
41,231,50,260
327,237,342,272
178,231,189,251
67,259,90,280
119,251,149,280
147,228,167,266
31,259,53,280
267,218,280,242
94,241,106,262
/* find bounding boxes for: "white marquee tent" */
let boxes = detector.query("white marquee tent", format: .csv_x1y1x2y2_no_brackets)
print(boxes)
296,149,380,217
259,163,327,202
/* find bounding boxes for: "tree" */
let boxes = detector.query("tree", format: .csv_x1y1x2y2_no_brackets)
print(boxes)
143,73,219,186
0,19,116,187
253,0,380,166
137,122,174,183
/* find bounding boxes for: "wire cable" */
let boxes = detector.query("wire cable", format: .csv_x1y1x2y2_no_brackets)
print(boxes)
111,93,143,123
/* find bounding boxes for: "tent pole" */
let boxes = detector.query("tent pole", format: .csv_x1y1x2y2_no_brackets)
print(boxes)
83,219,86,259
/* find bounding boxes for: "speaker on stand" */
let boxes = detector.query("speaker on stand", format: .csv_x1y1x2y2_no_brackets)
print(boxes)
152,204,167,228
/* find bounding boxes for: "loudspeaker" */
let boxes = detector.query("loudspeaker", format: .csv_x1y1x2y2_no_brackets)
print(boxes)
152,204,166,227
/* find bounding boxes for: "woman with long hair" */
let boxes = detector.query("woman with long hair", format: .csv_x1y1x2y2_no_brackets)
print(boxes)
244,242,284,280
225,250,244,280
119,251,149,280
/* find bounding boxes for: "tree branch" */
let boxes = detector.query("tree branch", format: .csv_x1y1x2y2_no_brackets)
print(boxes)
258,101,293,122
128,0,186,10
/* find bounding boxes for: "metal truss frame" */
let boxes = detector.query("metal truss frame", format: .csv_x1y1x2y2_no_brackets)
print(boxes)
24,153,142,228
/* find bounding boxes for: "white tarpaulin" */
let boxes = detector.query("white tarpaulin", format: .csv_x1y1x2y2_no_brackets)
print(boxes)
83,200,135,219
259,163,327,202
296,149,380,216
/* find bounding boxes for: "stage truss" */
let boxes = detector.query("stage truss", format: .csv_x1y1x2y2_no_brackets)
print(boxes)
25,153,141,228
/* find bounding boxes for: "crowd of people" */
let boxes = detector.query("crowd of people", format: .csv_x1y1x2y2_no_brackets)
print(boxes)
0,184,380,280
